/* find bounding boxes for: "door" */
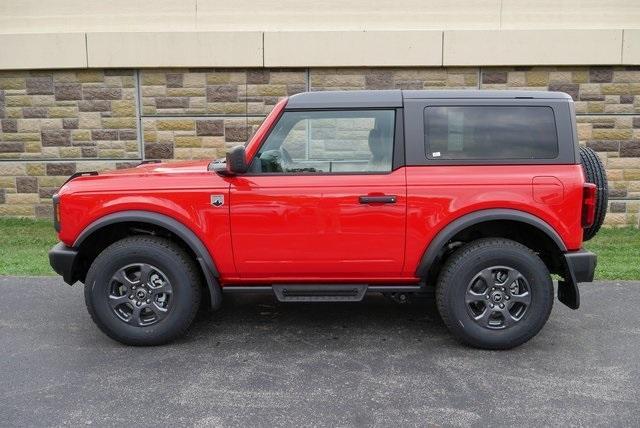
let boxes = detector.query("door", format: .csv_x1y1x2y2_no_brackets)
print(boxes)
229,109,406,279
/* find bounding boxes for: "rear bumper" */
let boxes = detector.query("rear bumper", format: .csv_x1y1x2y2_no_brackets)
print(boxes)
48,242,79,285
564,250,597,283
558,249,597,310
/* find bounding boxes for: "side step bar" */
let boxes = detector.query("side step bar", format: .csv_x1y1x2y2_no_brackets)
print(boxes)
222,284,425,302
274,284,367,302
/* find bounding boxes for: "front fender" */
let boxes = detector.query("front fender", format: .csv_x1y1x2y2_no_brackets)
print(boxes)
73,210,222,310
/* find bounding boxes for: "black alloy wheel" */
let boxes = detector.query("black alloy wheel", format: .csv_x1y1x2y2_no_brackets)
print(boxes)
85,236,201,346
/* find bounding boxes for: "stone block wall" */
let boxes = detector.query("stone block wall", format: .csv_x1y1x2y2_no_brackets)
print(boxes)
0,66,639,226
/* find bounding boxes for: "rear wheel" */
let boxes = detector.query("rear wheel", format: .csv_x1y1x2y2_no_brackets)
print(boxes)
580,146,608,241
436,238,553,350
85,236,201,346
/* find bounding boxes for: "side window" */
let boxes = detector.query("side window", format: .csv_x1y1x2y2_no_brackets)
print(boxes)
252,110,395,174
424,106,559,160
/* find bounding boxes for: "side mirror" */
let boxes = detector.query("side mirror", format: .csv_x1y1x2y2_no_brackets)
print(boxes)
213,145,248,176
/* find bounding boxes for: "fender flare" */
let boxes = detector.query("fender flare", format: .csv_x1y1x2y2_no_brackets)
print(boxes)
415,208,568,277
74,210,222,310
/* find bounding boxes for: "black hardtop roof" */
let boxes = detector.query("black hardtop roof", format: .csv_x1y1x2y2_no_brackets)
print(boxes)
286,89,572,109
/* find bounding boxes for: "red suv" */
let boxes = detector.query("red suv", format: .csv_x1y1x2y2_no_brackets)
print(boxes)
49,90,607,349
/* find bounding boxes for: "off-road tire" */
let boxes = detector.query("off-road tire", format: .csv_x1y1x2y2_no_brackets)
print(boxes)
85,236,201,346
436,238,554,350
579,146,608,241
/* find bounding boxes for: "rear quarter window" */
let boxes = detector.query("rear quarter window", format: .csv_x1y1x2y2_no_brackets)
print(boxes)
424,106,559,160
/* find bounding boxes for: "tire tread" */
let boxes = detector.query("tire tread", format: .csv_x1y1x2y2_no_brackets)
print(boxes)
579,146,608,241
85,235,201,346
435,238,553,350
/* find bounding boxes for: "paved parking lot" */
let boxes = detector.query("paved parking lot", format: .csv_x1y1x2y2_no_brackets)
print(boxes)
1,277,639,427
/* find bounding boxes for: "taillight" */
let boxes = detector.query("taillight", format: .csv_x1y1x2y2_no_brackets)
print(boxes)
52,194,61,232
581,183,597,228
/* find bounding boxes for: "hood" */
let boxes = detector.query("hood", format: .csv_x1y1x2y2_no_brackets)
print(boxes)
57,159,226,195
105,160,213,176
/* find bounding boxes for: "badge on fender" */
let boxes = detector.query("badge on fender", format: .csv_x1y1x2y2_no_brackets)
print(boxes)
210,195,224,207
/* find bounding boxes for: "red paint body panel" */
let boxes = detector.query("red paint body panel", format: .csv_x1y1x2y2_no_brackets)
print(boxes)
56,161,238,278
228,170,407,278
532,176,565,205
403,165,585,276
55,96,587,287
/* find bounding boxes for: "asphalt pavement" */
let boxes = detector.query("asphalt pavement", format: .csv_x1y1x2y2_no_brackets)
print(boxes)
1,276,639,427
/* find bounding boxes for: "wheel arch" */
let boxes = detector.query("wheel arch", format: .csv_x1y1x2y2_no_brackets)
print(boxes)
415,209,568,279
73,210,221,310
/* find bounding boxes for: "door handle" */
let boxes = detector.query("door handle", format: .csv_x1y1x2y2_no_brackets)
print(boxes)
359,195,397,204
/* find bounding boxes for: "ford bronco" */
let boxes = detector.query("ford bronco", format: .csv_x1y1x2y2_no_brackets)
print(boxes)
49,90,607,349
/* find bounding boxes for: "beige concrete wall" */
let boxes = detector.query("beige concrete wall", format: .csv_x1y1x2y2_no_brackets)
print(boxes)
443,30,624,66
1,1,639,69
86,32,263,68
624,30,640,64
0,33,87,69
1,29,639,70
0,0,198,33
1,0,639,32
263,31,443,67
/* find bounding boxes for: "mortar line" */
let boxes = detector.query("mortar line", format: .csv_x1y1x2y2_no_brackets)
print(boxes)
0,158,142,163
140,114,268,119
441,32,444,67
84,33,89,68
134,69,144,160
621,30,625,65
575,113,639,117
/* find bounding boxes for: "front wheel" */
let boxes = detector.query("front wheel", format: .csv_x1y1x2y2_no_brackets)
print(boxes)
85,236,202,346
436,238,554,350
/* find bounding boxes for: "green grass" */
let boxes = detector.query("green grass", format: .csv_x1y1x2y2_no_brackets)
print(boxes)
584,227,640,280
0,218,58,276
0,218,638,280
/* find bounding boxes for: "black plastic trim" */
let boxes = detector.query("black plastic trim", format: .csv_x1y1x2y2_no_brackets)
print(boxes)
564,250,596,283
48,242,79,285
62,171,98,186
197,257,223,310
221,284,425,295
273,284,368,302
73,211,221,308
392,108,405,171
367,285,424,292
359,195,396,204
403,89,572,100
558,250,598,309
222,286,274,294
286,90,403,109
285,89,571,110
415,209,568,277
557,250,596,310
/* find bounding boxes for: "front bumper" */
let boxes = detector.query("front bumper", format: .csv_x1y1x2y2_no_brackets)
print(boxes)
48,242,79,285
558,250,597,310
